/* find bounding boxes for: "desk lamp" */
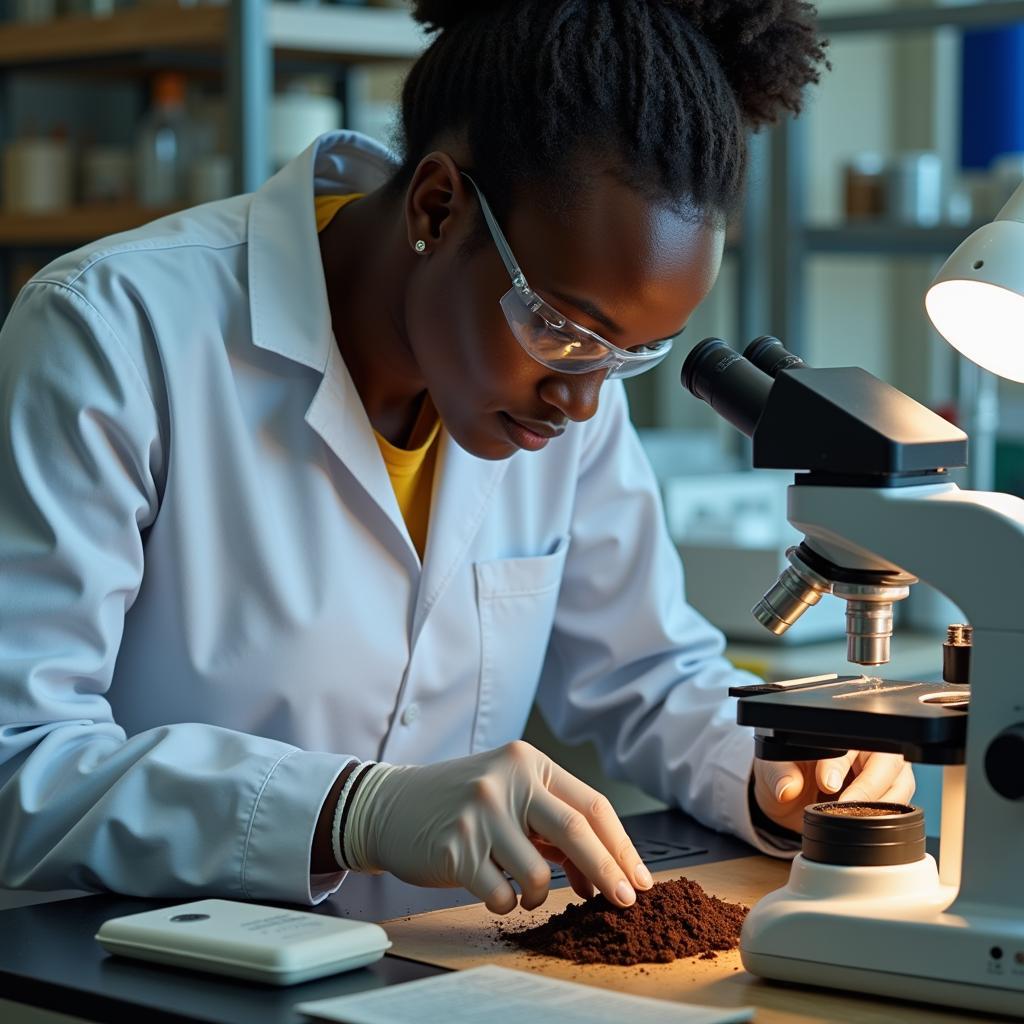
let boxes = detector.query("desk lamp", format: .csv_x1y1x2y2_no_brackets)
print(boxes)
927,179,1024,380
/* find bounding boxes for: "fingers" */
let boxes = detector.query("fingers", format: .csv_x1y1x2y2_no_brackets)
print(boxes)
468,857,518,915
465,827,598,914
837,753,909,803
815,750,859,796
531,838,595,900
544,762,652,892
877,761,917,805
490,822,553,912
526,789,639,908
563,860,597,900
755,759,807,805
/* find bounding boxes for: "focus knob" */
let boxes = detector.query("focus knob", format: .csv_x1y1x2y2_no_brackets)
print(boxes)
985,725,1024,801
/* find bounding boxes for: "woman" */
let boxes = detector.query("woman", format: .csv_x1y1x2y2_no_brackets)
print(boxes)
0,0,913,915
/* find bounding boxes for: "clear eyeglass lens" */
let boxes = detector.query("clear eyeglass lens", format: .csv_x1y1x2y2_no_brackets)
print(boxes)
499,288,671,378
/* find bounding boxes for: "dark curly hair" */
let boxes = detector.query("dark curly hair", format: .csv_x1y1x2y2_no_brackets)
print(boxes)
387,0,828,233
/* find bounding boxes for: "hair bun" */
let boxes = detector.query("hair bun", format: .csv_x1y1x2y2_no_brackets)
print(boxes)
411,0,490,33
676,0,829,126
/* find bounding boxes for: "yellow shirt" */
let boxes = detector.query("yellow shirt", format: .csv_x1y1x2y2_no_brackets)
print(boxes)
315,193,440,560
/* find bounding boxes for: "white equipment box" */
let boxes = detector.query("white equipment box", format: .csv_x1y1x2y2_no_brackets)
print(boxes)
96,898,390,985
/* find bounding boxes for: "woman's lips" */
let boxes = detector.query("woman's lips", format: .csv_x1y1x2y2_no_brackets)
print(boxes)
500,412,562,451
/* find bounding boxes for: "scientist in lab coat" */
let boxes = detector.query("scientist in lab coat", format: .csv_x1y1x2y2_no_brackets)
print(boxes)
0,0,915,913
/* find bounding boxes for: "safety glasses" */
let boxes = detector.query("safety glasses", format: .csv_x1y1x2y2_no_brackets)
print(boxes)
462,172,680,380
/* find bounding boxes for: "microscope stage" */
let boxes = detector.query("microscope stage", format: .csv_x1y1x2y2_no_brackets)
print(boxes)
730,675,967,764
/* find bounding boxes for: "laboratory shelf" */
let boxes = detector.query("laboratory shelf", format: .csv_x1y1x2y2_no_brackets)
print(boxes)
804,224,981,257
0,3,424,69
269,4,426,61
0,7,226,66
761,2,1024,356
0,202,179,246
821,0,1024,35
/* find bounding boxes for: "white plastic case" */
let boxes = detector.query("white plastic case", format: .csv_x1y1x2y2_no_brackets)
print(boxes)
95,899,391,985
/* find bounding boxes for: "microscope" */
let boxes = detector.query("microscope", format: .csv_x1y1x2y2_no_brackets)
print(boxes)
683,335,1024,1018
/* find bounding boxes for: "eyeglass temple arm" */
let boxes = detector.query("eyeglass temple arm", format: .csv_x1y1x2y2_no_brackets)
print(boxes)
460,172,526,287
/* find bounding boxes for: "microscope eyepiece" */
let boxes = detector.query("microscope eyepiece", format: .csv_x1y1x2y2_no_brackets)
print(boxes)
681,339,773,438
743,335,807,377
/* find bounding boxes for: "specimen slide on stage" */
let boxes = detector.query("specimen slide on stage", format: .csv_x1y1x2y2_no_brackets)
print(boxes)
296,964,753,1024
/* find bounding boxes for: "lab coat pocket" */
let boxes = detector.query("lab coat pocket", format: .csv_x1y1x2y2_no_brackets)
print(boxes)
471,535,570,753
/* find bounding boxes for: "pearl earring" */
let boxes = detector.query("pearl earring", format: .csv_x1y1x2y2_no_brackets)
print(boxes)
414,240,427,254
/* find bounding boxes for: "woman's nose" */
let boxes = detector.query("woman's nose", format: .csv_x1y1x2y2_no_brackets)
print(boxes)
537,370,608,423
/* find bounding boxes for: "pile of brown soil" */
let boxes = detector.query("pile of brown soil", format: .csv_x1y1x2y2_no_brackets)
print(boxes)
499,878,748,966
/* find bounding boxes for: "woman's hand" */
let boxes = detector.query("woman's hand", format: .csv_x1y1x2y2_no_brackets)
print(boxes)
753,750,916,835
343,741,654,914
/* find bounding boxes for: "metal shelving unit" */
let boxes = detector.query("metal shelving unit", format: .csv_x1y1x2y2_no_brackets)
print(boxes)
760,0,1024,354
0,0,427,313
0,5,228,64
268,3,423,58
804,224,983,255
820,0,1024,34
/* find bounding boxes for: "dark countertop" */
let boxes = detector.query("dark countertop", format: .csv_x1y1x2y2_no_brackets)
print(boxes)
0,810,753,1024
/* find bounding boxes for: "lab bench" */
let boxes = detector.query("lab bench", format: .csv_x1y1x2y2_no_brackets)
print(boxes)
0,810,989,1024
0,810,747,1024
0,638,962,1023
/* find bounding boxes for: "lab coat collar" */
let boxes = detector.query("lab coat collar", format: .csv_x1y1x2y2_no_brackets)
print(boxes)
249,130,513,632
250,131,417,565
246,130,398,372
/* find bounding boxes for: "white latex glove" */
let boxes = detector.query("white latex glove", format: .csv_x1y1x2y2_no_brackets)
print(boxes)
343,741,653,915
753,750,916,835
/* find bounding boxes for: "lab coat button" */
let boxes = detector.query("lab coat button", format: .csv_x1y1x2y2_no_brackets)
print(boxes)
401,703,420,726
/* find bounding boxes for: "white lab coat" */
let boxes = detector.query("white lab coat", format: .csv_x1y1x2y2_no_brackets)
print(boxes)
0,131,781,906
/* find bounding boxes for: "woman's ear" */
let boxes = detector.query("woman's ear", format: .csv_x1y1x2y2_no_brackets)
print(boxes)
405,151,471,255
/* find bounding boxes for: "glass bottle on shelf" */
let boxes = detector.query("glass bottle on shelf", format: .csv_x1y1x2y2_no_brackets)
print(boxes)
135,73,191,208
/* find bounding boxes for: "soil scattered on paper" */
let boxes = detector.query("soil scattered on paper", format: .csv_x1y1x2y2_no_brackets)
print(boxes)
498,877,748,966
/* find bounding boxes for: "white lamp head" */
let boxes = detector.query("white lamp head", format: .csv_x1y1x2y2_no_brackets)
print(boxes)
926,180,1024,383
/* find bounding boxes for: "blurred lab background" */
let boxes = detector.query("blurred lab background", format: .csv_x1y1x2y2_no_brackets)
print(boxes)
1,0,1022,831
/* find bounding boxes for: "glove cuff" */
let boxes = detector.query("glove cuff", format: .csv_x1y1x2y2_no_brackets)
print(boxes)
330,760,377,870
338,762,401,872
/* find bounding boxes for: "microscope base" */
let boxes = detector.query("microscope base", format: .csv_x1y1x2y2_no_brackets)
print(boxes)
741,855,1024,1018
743,951,1024,1018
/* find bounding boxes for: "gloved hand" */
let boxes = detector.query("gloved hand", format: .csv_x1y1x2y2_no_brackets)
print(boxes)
753,750,916,835
342,741,653,914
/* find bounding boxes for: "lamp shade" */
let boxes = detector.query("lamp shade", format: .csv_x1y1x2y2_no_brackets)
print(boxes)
926,185,1024,382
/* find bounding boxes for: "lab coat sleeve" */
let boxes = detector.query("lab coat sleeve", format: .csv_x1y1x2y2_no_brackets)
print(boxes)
535,382,796,857
0,281,351,903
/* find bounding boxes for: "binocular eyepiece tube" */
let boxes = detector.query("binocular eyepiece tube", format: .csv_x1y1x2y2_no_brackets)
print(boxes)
681,340,773,438
681,337,805,438
744,335,807,377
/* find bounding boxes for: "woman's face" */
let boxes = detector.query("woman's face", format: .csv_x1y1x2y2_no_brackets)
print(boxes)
404,160,725,460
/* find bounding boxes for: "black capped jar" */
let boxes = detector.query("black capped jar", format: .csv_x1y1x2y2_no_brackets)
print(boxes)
802,802,926,867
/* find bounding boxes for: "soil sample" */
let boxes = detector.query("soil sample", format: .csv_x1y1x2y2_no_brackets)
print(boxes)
499,878,748,966
817,802,915,818
820,805,903,817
